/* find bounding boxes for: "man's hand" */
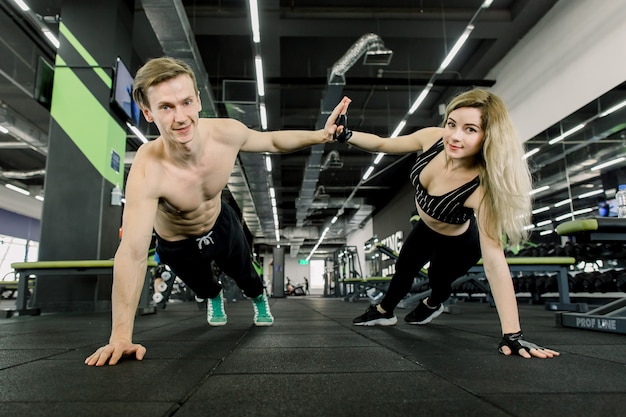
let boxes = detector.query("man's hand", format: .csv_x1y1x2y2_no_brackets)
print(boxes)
85,340,146,366
323,96,352,141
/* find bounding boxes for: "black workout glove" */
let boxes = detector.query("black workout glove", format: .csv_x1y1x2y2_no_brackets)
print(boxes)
498,331,543,356
334,114,353,143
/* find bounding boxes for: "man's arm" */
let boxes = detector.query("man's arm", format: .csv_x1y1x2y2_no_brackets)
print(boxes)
239,97,352,153
85,153,159,366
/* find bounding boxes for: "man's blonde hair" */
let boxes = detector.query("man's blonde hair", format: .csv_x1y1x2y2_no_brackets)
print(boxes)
132,57,199,109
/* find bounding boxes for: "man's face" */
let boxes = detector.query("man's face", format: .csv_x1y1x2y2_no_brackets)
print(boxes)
141,74,202,146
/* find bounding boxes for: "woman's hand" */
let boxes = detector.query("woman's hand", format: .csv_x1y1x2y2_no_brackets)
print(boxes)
498,331,560,359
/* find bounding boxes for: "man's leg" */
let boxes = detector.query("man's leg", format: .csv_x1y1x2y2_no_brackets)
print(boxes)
213,204,273,326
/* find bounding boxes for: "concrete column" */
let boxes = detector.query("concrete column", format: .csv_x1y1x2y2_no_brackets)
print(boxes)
39,0,133,261
272,247,286,298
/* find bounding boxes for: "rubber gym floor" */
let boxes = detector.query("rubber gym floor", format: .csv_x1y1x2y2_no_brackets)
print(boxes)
0,296,624,417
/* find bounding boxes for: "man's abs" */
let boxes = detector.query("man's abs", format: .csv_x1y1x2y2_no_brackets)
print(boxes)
154,198,222,241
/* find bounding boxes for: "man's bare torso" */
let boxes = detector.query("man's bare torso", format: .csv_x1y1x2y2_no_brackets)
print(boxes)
144,120,242,241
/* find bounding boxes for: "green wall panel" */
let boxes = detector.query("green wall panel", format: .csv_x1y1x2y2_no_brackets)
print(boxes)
50,55,125,186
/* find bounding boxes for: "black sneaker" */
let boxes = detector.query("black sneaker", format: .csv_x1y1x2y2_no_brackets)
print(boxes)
404,299,444,324
353,305,398,326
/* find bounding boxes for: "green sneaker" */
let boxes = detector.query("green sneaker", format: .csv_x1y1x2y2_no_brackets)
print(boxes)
252,293,274,326
207,291,227,326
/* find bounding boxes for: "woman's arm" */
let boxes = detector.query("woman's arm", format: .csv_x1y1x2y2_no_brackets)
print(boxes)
476,206,559,359
346,127,443,155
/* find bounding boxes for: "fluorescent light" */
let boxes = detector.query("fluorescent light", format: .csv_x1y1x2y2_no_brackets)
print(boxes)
259,102,267,129
573,207,595,216
529,185,550,195
536,219,553,227
14,0,29,11
523,148,540,159
580,158,598,166
391,120,406,138
269,187,275,199
0,125,8,134
331,216,338,224
126,122,147,143
362,166,375,181
373,153,384,164
482,0,494,7
249,0,260,43
271,197,277,207
523,224,535,230
265,155,272,172
437,25,474,73
598,100,626,118
275,229,280,241
577,189,604,199
35,195,44,201
42,28,60,48
548,123,585,145
591,157,625,171
408,83,433,115
6,183,30,195
555,207,594,222
539,230,553,236
255,56,265,96
555,212,574,222
532,206,550,214
554,199,571,208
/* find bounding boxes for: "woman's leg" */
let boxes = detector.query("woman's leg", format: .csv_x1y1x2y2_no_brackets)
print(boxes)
379,221,434,313
426,219,481,306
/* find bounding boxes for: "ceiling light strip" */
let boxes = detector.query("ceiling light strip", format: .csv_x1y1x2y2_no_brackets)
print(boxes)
590,157,625,171
548,123,586,145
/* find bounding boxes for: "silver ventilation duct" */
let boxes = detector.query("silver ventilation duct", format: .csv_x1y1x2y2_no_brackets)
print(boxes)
0,104,48,156
329,33,393,85
1,169,46,179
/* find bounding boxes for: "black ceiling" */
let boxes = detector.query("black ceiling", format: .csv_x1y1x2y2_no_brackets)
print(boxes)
1,0,625,258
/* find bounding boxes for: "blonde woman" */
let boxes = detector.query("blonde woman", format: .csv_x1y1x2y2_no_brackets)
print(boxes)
336,90,558,359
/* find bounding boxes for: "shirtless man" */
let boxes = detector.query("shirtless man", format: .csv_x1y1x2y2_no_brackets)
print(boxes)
85,57,351,366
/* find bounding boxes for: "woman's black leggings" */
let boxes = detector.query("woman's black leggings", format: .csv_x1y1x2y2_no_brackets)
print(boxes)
380,217,481,313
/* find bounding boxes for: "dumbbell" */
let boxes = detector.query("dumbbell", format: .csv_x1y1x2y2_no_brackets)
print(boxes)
152,292,164,303
161,270,172,281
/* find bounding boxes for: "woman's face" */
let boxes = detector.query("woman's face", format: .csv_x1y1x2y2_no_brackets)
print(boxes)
442,106,485,161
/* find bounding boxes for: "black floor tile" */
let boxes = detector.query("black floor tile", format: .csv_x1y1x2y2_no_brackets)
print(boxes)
0,296,624,417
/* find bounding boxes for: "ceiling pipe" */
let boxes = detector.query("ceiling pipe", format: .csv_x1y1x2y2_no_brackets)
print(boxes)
329,33,393,85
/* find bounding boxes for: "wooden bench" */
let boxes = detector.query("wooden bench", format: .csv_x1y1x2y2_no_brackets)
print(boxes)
7,260,157,318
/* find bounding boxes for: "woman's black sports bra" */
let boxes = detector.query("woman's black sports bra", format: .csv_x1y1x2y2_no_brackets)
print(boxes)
409,138,479,224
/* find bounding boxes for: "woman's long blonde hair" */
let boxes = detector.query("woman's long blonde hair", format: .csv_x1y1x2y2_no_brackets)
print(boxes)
444,89,532,247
